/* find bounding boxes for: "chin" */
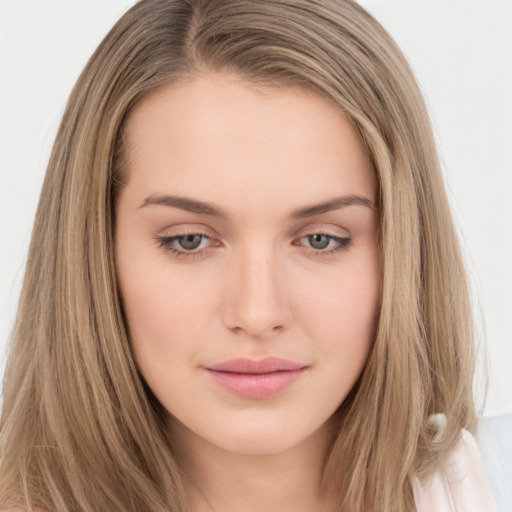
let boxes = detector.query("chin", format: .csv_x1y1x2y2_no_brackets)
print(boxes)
219,431,301,456
202,413,332,458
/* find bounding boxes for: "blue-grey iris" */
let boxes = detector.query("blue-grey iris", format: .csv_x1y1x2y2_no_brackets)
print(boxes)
179,234,203,250
308,234,331,250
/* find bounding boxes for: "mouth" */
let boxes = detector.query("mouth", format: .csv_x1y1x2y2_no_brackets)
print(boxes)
204,357,309,399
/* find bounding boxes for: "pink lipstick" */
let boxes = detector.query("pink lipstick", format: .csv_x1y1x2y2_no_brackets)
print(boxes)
204,357,308,399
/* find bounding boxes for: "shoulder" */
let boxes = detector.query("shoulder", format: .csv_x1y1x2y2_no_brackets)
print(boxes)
414,430,500,512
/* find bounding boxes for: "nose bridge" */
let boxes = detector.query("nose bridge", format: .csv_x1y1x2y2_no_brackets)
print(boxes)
223,238,289,338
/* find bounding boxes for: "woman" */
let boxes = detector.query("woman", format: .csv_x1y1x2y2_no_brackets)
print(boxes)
0,0,500,511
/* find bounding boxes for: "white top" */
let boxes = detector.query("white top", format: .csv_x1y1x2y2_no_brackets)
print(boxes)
414,430,500,511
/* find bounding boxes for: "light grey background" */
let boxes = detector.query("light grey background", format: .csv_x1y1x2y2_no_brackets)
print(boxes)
358,0,512,421
0,3,511,505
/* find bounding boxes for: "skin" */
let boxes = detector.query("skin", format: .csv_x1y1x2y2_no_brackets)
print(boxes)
115,72,381,512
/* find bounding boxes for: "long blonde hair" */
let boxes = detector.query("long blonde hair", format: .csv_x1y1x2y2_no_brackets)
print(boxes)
0,1,476,511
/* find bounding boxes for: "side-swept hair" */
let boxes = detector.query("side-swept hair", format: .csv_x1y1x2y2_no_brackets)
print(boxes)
0,1,476,511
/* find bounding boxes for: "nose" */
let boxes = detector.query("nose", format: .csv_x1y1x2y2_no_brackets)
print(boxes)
222,243,291,339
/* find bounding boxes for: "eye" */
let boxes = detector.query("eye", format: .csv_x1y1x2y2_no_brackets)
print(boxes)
155,229,351,260
296,232,352,255
155,232,216,259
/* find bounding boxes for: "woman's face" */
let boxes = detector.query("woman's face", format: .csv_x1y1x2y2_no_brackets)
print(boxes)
115,73,380,456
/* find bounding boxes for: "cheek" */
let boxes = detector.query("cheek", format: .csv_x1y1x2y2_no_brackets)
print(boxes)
296,253,381,400
115,227,208,375
117,272,209,412
300,259,380,347
119,267,210,360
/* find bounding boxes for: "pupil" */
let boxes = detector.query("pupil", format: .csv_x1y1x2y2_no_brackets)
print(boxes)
309,234,330,250
179,234,202,250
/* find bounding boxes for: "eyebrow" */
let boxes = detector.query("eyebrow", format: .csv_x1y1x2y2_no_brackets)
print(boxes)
139,194,376,219
290,195,376,218
140,194,228,218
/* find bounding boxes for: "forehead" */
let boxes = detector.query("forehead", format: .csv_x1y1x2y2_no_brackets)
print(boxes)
120,72,376,212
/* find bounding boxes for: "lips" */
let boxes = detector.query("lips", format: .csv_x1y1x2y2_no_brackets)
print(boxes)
204,357,308,399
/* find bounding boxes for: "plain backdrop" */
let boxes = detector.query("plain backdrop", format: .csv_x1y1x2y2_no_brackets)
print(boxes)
0,0,511,416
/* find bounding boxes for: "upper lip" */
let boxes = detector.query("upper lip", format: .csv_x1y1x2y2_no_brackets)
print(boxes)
206,357,307,374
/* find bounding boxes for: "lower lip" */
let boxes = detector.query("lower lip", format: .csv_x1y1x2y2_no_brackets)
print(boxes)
205,368,306,399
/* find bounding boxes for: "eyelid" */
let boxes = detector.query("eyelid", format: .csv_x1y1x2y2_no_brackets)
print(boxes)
293,222,350,239
157,223,220,238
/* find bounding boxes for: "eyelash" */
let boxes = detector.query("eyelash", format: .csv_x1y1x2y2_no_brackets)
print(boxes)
154,231,352,260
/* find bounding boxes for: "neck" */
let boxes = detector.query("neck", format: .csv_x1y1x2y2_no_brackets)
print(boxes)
168,418,338,512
